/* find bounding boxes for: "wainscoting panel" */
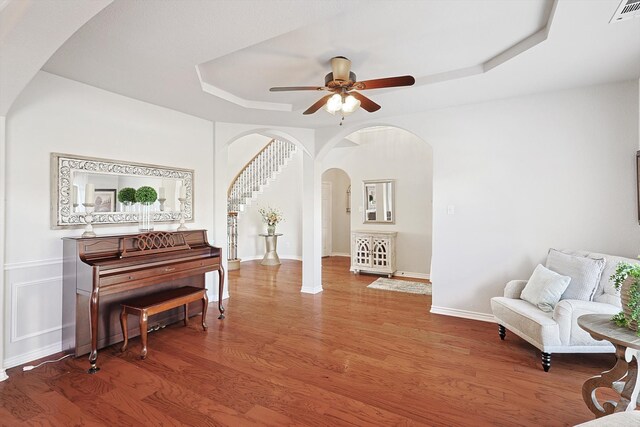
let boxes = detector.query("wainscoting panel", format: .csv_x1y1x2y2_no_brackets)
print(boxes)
11,277,63,342
4,258,64,367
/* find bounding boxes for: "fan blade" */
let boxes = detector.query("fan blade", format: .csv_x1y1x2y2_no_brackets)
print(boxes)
353,75,415,90
270,86,326,92
303,94,334,115
349,91,381,112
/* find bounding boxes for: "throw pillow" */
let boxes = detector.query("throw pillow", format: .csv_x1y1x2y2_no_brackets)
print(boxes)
521,264,572,312
545,249,605,301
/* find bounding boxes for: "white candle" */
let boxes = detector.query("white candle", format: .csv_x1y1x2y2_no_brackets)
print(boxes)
179,186,186,199
158,187,165,199
85,184,95,205
72,185,78,205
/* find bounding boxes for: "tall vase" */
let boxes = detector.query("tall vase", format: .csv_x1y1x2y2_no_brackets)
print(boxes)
267,225,275,235
138,202,154,232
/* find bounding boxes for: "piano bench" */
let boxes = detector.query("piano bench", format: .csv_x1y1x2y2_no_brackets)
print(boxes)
119,286,208,359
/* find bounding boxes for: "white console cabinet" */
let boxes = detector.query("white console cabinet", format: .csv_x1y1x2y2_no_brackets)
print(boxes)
351,230,397,277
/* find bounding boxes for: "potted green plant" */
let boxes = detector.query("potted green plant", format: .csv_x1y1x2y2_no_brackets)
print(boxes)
117,187,136,212
135,186,158,232
611,262,640,335
258,206,283,235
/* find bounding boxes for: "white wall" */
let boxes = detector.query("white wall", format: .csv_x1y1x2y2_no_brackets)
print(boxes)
228,134,303,260
4,71,215,366
322,128,434,277
321,168,351,255
318,80,639,320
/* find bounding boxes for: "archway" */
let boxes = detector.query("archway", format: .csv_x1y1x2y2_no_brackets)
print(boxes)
214,124,322,296
319,125,434,282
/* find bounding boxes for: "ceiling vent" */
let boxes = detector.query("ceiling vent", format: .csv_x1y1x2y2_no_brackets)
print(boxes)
610,0,640,23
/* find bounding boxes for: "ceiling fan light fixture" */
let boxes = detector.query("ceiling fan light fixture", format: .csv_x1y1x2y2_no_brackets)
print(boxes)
341,94,360,114
325,93,343,114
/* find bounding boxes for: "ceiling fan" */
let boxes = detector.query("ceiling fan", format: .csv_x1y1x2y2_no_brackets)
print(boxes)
269,56,415,115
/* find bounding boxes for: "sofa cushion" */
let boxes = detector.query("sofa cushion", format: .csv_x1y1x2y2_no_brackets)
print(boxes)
588,252,640,307
521,264,571,312
546,249,605,301
490,297,561,348
558,250,640,307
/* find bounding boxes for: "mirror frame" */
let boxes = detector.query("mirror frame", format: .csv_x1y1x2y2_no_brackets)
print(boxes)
362,179,395,224
51,153,194,228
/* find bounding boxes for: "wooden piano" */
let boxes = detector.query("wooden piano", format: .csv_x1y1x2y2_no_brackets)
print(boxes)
62,229,224,373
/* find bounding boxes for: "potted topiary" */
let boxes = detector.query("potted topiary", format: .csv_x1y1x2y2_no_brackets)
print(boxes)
117,187,136,212
611,262,640,336
135,186,158,232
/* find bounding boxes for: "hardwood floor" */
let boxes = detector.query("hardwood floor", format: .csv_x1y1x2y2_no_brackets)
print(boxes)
0,257,617,426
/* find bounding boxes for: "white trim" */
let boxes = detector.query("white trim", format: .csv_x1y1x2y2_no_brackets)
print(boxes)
395,271,430,280
330,252,350,257
11,277,63,342
301,285,323,294
0,369,7,382
4,342,63,369
196,66,292,112
430,305,496,323
4,258,63,271
240,255,302,262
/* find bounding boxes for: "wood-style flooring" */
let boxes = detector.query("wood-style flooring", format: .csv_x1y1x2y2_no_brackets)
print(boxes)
0,257,617,426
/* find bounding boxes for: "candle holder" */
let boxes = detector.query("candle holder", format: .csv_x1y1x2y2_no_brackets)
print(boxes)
158,197,166,212
82,203,96,237
177,197,187,231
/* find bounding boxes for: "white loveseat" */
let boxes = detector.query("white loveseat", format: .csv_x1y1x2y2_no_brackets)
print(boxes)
490,249,639,371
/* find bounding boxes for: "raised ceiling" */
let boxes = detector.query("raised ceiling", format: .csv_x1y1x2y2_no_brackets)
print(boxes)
42,0,640,128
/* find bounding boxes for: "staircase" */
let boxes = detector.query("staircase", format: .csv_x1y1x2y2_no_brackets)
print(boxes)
227,139,297,266
227,139,297,213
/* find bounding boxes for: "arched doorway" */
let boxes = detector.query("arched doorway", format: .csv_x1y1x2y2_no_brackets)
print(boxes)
320,126,433,281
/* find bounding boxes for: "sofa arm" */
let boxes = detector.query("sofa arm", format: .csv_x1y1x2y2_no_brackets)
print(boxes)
504,280,528,299
553,299,621,345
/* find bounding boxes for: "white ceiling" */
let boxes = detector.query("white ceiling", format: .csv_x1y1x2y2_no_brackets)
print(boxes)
41,0,640,129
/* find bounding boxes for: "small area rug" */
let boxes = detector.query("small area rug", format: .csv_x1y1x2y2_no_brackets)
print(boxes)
367,278,432,295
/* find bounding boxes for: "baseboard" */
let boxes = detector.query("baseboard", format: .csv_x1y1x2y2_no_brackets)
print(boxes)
430,305,495,323
330,252,350,257
4,342,62,369
240,255,302,262
395,271,430,280
301,285,323,294
0,369,7,382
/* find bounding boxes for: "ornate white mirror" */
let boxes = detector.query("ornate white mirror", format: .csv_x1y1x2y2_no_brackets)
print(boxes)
51,153,193,227
363,179,395,224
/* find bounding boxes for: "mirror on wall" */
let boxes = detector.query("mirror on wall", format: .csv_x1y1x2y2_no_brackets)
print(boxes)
363,179,394,224
51,153,194,228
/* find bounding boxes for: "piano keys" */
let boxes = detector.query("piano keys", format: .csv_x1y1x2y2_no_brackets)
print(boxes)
62,229,224,373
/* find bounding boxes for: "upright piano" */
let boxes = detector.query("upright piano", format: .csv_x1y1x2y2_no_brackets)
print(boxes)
62,229,224,373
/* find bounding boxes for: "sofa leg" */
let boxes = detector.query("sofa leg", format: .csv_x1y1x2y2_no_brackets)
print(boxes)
541,352,551,372
498,324,506,340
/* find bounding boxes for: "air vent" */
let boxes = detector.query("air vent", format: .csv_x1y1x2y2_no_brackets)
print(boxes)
610,0,640,23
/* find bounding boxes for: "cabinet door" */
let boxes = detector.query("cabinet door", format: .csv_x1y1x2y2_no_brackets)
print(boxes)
353,236,372,268
371,237,390,269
